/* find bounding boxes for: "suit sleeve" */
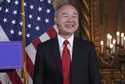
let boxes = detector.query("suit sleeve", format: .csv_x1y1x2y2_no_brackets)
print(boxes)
33,45,46,84
88,43,101,84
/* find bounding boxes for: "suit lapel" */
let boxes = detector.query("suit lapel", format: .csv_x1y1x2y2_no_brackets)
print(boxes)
52,37,63,76
70,37,79,80
72,37,78,65
52,37,80,81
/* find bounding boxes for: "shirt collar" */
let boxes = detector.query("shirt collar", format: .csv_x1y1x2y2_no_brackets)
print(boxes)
57,34,74,47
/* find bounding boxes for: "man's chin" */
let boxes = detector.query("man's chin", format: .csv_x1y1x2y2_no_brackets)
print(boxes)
63,32,73,36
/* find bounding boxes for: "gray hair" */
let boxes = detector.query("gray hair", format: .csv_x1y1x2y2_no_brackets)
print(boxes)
54,1,77,17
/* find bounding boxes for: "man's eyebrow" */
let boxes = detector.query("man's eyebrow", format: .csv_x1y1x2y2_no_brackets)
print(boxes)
61,12,68,14
61,12,78,15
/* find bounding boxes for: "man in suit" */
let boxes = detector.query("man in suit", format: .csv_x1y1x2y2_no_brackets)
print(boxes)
33,2,101,84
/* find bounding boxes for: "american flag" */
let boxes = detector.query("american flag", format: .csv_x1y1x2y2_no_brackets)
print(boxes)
0,0,57,84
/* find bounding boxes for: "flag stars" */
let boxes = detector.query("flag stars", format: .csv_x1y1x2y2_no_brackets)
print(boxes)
13,10,17,15
19,22,23,26
5,8,9,13
10,29,14,34
27,24,31,28
45,18,49,23
24,2,27,6
29,14,33,19
48,0,51,4
14,1,19,5
0,7,2,11
11,20,16,24
38,7,42,12
18,31,22,36
3,18,7,23
46,9,50,13
1,0,54,42
26,33,30,38
40,0,44,2
30,5,34,10
37,16,41,21
7,0,11,3
35,26,40,31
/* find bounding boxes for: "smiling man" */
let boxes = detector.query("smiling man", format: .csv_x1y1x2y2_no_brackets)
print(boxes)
33,2,101,84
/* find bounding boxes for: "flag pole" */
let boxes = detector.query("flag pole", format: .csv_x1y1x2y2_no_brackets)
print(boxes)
21,0,28,83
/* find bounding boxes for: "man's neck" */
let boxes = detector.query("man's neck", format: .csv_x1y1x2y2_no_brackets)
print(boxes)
59,34,73,39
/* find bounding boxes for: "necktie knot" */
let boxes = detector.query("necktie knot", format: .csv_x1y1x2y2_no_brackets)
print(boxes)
63,40,69,46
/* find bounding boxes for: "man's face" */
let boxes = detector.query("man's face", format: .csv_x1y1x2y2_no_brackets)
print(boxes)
56,5,79,36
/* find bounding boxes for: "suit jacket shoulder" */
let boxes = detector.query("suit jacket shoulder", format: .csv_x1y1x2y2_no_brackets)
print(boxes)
74,37,95,51
37,37,57,50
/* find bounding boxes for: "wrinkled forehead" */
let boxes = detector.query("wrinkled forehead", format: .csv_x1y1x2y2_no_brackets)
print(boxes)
55,4,78,16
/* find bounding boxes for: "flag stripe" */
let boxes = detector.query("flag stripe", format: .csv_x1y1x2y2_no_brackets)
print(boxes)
0,26,9,41
47,26,58,38
27,74,33,84
32,38,41,48
39,33,50,43
26,44,37,64
0,73,10,84
7,71,23,84
26,53,34,79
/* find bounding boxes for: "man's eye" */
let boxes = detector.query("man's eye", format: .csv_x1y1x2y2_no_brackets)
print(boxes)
63,15,68,17
72,15,78,18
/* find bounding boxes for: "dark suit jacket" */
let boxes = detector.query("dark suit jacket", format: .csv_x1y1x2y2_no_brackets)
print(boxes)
33,36,101,84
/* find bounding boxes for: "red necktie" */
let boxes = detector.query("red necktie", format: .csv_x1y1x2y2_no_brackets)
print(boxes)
62,40,71,84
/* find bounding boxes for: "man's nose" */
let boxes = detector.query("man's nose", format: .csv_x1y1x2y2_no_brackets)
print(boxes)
67,17,74,22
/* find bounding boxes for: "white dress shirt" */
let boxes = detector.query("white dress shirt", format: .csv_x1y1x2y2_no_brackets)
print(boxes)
57,34,74,60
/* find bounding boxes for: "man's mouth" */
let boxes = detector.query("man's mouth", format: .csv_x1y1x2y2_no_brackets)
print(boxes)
65,24,74,28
